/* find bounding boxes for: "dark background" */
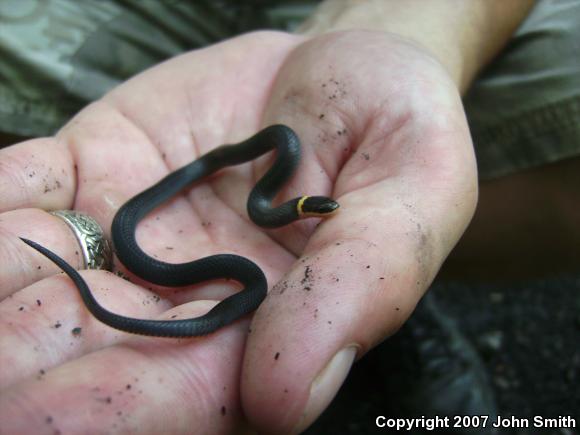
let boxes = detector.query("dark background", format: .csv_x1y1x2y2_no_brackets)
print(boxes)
307,274,580,435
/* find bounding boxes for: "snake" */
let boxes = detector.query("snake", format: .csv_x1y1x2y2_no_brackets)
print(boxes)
20,125,339,337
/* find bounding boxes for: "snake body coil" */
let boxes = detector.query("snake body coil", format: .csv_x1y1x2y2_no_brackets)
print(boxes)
21,125,338,337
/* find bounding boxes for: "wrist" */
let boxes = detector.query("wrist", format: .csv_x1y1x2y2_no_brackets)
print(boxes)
298,0,534,93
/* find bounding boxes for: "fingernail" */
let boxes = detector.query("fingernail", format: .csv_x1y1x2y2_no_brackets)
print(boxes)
292,345,358,434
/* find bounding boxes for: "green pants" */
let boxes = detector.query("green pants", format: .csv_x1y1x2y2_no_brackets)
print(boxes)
1,0,579,180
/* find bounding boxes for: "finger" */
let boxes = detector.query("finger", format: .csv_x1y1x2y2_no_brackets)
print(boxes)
0,312,247,435
0,138,75,213
241,201,417,433
0,208,95,298
0,269,171,389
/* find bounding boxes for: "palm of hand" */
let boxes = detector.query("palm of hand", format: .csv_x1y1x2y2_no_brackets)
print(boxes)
0,31,476,434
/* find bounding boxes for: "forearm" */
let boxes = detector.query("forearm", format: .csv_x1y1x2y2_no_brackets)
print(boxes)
298,0,535,93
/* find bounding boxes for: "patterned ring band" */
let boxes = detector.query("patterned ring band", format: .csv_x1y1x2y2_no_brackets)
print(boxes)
49,210,112,270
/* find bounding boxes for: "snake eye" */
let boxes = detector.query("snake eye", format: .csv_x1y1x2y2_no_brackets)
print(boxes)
299,196,340,217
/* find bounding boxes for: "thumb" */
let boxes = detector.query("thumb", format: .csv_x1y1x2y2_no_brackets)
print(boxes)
241,194,431,434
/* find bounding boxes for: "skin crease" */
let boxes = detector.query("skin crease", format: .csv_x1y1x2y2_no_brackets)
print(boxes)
0,30,476,435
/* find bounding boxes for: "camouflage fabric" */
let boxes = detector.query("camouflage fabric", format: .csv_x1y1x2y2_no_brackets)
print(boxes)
0,0,578,179
0,0,317,138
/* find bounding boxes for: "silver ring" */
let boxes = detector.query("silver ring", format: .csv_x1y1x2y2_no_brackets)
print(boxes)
49,210,112,270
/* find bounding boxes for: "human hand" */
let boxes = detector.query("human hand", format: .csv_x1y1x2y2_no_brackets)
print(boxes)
241,30,477,433
0,29,476,434
0,31,313,434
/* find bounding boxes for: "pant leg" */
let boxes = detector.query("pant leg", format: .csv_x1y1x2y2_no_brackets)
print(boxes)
4,0,577,179
464,0,580,180
0,0,264,138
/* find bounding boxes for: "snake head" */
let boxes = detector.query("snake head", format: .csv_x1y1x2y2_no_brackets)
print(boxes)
297,196,340,218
